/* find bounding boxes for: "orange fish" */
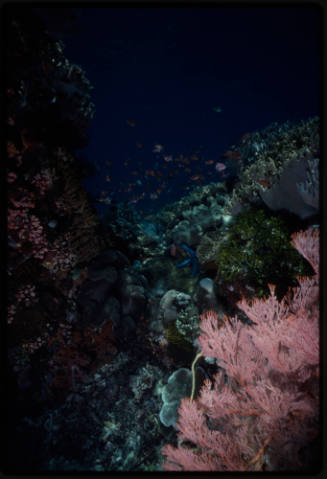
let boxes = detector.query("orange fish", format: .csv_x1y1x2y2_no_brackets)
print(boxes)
184,167,191,173
240,132,250,142
156,171,163,179
126,120,136,127
136,141,143,148
258,179,271,188
145,170,155,177
190,174,204,180
205,160,214,165
131,170,139,175
222,150,241,160
101,190,107,196
106,175,111,182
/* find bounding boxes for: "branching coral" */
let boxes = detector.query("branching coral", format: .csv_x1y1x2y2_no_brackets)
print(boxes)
162,227,320,472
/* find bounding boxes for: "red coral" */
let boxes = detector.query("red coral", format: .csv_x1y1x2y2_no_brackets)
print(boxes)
8,188,49,262
31,169,53,195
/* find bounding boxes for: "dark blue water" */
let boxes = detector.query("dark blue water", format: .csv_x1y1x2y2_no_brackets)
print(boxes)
45,6,320,216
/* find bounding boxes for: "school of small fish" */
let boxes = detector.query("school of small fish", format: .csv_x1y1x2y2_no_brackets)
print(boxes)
95,113,251,208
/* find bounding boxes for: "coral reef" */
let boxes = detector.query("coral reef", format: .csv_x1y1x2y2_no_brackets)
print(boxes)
5,7,118,429
156,182,227,248
213,208,312,302
5,7,320,475
162,227,319,471
223,117,319,217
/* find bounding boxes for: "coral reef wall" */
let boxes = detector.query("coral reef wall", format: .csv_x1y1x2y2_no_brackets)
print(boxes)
6,8,118,408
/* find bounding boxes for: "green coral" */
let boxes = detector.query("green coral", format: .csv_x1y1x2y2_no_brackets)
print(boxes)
214,208,311,293
166,320,194,352
175,303,200,345
196,231,222,266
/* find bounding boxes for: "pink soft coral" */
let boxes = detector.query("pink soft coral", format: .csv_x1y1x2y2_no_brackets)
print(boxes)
162,228,319,471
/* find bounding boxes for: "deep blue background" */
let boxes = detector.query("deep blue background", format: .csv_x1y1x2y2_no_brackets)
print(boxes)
40,6,321,215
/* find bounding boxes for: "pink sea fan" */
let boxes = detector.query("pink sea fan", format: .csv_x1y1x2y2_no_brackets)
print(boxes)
291,227,319,275
198,310,265,385
162,397,252,471
162,227,319,471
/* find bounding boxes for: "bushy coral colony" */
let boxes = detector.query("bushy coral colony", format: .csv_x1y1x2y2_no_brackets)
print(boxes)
5,9,320,474
162,228,319,471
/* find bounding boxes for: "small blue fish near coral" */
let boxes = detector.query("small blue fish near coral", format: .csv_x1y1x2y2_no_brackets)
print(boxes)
213,106,222,113
176,244,198,277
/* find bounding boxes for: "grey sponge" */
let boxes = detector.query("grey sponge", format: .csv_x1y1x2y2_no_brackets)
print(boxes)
159,368,192,428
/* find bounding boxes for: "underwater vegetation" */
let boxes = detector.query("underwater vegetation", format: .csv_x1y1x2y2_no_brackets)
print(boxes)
213,208,314,299
165,320,195,365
